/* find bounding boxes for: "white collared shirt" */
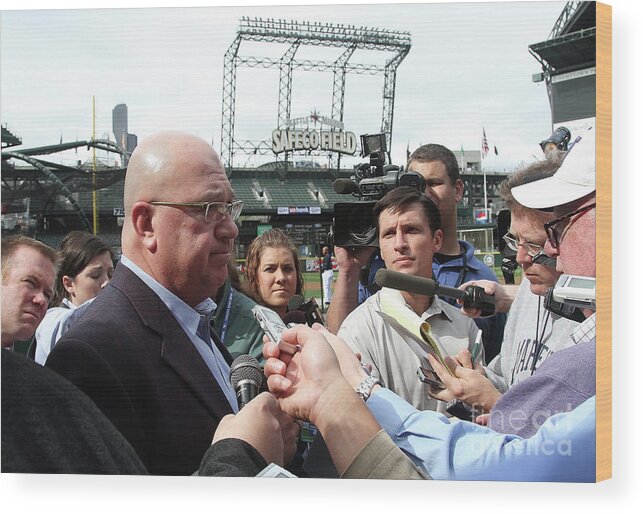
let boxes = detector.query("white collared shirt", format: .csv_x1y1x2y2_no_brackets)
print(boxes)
338,288,480,412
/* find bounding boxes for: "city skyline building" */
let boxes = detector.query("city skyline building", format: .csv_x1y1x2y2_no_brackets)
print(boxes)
112,103,136,166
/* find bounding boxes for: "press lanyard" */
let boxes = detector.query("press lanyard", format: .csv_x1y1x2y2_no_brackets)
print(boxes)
220,289,234,342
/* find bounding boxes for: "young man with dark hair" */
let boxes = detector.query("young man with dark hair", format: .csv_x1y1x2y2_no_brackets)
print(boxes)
327,144,506,362
337,187,480,411
407,144,506,361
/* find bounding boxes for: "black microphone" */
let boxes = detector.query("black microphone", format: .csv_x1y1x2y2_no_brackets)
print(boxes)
283,309,307,326
375,269,438,297
374,269,496,317
287,295,324,327
229,355,263,409
302,297,325,326
333,178,359,195
288,295,305,312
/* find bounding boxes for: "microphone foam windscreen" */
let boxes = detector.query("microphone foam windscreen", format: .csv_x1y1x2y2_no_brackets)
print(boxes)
374,269,437,297
283,309,307,326
288,294,305,311
229,354,263,390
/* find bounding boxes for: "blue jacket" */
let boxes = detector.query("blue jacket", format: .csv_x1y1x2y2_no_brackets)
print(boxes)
432,240,507,362
367,388,596,482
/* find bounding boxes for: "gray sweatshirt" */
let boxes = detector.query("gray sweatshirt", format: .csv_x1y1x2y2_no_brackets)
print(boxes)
484,279,580,393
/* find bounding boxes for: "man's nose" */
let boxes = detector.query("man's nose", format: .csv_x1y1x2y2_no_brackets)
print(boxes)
216,214,239,239
544,239,558,258
424,186,438,202
394,231,407,251
515,244,531,267
33,291,48,308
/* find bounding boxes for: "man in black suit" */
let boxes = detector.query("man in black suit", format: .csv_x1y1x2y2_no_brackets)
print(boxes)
46,132,297,475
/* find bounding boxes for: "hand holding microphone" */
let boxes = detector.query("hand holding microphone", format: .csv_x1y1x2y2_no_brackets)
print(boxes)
226,355,299,466
374,269,496,317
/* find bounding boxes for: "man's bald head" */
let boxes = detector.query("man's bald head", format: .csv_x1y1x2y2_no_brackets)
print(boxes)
124,132,224,213
120,131,238,305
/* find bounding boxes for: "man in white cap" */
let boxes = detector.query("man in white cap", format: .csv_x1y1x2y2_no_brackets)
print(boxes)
480,130,597,437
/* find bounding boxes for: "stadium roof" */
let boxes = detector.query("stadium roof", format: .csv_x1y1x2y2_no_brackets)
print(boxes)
529,27,595,73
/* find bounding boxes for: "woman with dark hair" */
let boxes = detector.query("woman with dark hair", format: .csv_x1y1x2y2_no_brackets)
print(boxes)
243,228,303,320
34,231,114,364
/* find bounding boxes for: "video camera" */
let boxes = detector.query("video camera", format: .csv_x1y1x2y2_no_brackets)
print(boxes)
331,133,426,247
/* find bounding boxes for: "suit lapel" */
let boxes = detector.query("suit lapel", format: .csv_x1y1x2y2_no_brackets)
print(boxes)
111,264,234,420
159,318,234,419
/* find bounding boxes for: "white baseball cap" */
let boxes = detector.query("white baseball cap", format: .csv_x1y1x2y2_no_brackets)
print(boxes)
511,129,596,210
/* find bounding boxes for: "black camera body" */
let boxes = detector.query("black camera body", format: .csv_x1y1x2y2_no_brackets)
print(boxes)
446,399,480,422
540,126,571,153
543,286,585,323
332,133,425,248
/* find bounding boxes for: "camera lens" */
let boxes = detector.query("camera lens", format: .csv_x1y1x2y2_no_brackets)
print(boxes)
539,127,571,153
332,202,378,247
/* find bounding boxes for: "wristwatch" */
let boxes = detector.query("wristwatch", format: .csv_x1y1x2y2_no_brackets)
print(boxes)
355,375,382,402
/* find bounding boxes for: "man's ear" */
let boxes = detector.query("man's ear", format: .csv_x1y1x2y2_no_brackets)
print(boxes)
433,228,443,253
131,202,157,252
454,178,464,203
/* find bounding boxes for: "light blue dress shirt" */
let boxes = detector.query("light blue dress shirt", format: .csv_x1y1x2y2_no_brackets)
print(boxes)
120,256,238,412
367,388,596,482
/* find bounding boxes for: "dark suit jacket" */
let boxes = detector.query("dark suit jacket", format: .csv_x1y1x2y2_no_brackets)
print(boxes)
46,263,236,476
3,349,266,476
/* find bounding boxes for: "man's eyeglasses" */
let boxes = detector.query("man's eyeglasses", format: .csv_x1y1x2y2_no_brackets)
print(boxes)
149,200,244,222
502,232,546,258
544,202,596,249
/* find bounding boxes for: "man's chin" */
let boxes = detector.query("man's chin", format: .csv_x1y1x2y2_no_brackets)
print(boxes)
16,324,38,342
528,283,549,297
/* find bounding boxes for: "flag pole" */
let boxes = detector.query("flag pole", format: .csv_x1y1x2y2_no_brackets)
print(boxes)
481,128,489,223
483,164,488,224
92,96,99,235
460,145,465,174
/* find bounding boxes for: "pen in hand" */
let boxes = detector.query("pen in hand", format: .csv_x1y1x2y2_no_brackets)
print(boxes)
470,329,483,366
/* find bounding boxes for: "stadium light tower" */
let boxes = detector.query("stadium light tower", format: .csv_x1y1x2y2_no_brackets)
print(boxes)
221,17,411,173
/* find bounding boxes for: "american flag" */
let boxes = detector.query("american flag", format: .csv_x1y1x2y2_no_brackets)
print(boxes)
481,128,489,158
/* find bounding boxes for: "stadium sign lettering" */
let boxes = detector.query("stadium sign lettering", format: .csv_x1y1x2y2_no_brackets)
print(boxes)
271,129,357,155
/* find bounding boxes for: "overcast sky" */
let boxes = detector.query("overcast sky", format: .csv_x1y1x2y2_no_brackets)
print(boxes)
1,0,573,172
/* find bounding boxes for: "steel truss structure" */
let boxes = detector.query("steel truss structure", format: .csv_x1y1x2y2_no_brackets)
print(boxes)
2,138,127,232
221,17,411,173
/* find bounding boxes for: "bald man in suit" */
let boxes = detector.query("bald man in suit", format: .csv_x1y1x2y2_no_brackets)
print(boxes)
47,132,297,475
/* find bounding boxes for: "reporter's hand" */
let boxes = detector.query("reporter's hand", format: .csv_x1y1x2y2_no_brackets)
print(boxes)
262,324,370,422
212,392,298,467
312,324,370,389
427,354,501,413
334,245,375,272
457,280,499,317
263,325,347,422
475,413,490,426
451,349,486,375
458,280,518,315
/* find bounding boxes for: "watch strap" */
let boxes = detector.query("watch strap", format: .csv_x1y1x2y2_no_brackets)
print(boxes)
355,375,381,402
